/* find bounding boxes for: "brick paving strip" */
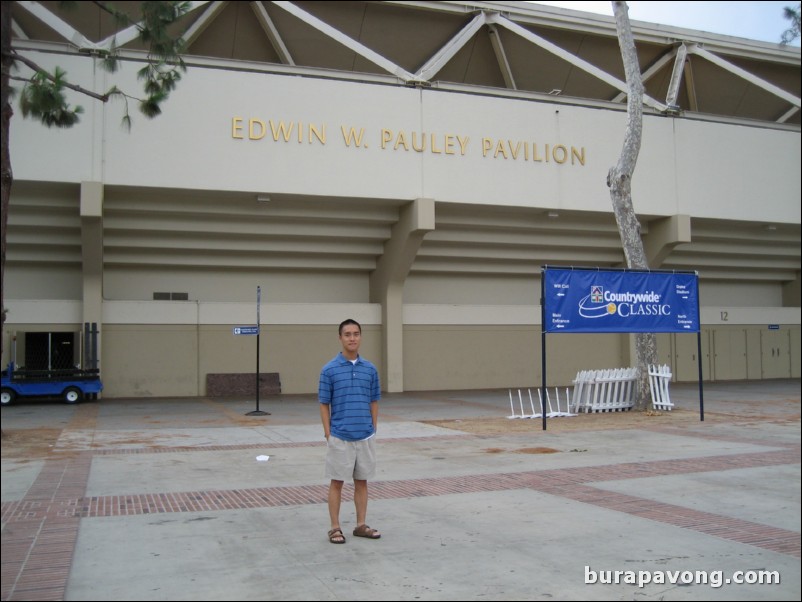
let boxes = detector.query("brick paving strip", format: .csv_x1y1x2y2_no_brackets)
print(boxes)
1,453,92,601
1,421,799,600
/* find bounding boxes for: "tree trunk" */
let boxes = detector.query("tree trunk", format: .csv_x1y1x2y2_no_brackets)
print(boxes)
1,1,12,436
2,1,13,360
608,1,657,409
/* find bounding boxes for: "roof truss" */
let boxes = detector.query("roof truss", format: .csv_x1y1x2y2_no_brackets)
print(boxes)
11,1,800,122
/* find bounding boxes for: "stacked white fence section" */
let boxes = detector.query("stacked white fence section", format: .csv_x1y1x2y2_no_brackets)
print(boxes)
571,368,638,413
648,364,673,411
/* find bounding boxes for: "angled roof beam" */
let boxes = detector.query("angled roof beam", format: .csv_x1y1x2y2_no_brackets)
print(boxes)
688,44,801,109
251,1,294,65
11,19,29,40
273,1,417,82
97,1,210,50
16,0,97,50
777,106,800,123
488,23,517,90
665,43,688,107
612,46,678,103
684,58,699,111
182,1,226,49
489,13,668,112
415,12,485,80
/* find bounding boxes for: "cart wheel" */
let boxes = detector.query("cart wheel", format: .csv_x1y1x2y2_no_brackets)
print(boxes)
1,387,16,406
63,387,83,404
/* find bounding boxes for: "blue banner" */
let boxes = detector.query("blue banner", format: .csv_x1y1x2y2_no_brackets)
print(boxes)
544,268,699,333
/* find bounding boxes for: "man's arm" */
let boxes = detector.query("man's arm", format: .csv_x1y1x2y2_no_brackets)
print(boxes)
370,366,380,433
320,402,331,440
370,400,378,432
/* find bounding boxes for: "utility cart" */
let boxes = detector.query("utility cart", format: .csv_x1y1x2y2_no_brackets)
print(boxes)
1,363,102,405
1,323,102,405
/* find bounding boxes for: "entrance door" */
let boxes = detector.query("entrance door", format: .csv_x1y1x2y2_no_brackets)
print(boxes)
713,329,747,381
761,329,791,379
675,330,710,382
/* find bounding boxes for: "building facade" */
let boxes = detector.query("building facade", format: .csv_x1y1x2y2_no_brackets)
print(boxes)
4,1,800,396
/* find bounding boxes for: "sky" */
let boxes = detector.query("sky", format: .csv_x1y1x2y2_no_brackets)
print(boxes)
529,1,801,46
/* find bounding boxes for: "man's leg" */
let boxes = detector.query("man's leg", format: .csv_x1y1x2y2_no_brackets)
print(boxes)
354,479,368,526
353,479,381,537
328,479,345,541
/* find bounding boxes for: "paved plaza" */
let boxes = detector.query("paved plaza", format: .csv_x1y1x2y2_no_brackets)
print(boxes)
2,380,800,601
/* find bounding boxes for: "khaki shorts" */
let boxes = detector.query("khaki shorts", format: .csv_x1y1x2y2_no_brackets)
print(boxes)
325,435,376,481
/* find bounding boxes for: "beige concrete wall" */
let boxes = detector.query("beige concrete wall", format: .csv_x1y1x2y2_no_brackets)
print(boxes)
101,325,199,397
4,265,83,300
4,319,800,397
10,53,800,226
405,274,537,305
196,324,382,396
403,325,626,390
98,323,383,398
698,281,785,307
104,268,370,303
99,322,626,396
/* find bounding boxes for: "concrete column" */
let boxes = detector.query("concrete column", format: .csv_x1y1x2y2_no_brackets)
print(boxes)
80,182,104,365
644,214,691,267
622,333,638,368
638,214,692,373
782,271,800,307
370,198,435,392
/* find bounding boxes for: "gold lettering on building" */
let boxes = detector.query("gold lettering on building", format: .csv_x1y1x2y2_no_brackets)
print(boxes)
394,131,409,151
341,126,367,147
232,118,585,166
270,120,294,142
480,137,585,165
381,130,469,155
309,123,326,144
250,119,266,140
230,118,326,143
232,117,244,139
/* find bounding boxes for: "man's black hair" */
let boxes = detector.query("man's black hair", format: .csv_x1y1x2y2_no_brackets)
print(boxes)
339,319,362,335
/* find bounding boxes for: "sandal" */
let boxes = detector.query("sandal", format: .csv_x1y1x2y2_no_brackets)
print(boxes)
353,524,381,539
328,527,346,544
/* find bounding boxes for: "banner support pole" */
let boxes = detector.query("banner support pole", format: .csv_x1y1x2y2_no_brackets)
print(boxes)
540,270,548,430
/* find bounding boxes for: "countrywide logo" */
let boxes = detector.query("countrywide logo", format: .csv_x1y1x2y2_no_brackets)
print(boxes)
579,287,671,319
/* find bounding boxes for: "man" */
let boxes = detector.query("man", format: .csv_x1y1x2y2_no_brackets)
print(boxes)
319,319,382,544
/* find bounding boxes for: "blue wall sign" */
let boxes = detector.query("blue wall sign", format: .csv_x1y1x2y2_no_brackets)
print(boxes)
543,268,699,334
233,326,260,335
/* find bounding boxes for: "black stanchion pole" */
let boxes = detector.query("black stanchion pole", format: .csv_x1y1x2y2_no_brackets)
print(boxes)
256,328,260,410
247,285,269,416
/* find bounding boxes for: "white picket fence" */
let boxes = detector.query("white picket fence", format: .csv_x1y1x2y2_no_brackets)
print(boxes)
648,364,673,411
571,367,638,413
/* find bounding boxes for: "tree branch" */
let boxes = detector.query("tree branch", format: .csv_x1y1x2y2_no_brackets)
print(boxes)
5,51,110,102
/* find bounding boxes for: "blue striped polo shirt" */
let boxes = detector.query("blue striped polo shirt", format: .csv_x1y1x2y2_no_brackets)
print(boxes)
319,353,381,442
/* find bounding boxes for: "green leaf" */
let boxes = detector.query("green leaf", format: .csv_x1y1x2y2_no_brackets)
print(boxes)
139,97,163,118
19,68,83,128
